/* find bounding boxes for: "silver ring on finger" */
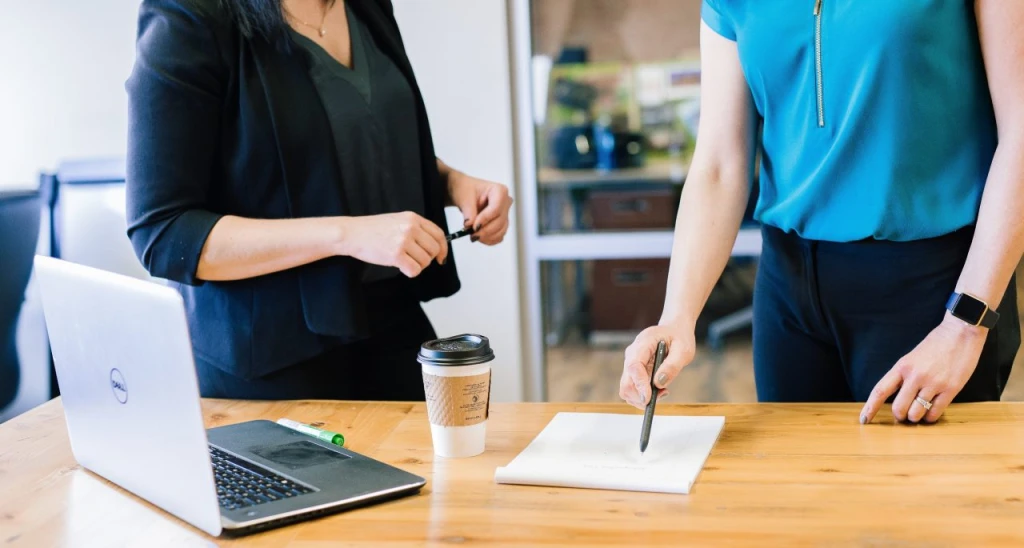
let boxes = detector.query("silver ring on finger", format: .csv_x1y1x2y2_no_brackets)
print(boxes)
914,395,933,411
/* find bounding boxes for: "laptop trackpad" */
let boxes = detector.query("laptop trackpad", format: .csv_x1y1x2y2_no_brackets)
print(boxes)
248,440,350,471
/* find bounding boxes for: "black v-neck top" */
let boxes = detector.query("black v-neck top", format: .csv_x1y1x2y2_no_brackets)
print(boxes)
290,5,426,282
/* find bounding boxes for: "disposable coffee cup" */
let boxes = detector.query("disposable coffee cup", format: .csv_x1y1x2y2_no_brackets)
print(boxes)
418,334,494,458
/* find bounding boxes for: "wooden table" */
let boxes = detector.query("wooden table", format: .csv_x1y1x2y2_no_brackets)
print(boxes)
3,400,1024,547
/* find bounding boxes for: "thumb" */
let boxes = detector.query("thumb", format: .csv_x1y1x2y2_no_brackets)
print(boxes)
458,196,480,229
653,338,694,389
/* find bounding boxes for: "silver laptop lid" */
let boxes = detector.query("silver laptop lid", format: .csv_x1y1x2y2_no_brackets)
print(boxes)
34,256,222,536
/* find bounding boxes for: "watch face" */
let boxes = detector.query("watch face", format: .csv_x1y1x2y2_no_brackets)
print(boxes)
954,294,987,324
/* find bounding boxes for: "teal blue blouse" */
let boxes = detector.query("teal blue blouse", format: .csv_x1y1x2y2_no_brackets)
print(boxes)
702,0,997,242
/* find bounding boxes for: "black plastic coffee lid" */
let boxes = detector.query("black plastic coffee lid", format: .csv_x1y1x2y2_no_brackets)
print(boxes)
418,334,494,366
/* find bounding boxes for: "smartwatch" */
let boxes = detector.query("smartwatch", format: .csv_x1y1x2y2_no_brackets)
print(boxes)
946,292,999,329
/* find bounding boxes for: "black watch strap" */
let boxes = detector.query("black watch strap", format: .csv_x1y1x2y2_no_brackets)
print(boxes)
946,292,1000,329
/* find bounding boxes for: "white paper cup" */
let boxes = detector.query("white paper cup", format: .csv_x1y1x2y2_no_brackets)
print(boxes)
418,335,494,458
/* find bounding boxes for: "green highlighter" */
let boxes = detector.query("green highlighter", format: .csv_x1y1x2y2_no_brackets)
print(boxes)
276,418,345,447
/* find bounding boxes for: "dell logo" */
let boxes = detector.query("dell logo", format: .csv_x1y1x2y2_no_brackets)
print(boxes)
110,368,128,404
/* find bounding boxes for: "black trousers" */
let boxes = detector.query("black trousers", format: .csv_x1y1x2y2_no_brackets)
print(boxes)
752,225,1019,402
195,279,436,401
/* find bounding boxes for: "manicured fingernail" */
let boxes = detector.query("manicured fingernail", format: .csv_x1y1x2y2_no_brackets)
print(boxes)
859,414,867,424
656,373,668,387
474,223,482,231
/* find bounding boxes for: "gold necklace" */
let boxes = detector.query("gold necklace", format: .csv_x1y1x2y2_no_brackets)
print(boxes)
285,1,333,37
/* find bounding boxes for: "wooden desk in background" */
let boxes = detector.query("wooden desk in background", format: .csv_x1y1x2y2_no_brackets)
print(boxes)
2,400,1024,547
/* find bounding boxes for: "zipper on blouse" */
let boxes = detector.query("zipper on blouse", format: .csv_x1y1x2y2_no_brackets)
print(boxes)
813,0,824,128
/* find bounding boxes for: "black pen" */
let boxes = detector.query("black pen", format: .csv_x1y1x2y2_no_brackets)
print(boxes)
446,226,476,242
640,340,667,454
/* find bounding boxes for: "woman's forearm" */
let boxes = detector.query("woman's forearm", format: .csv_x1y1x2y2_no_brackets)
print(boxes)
658,23,759,332
660,164,751,330
954,135,1024,311
960,4,1024,320
437,158,461,205
195,216,343,281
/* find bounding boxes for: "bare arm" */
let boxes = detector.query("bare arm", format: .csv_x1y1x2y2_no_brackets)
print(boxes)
859,1,1024,424
660,23,760,330
195,216,343,281
619,23,759,406
437,158,457,201
953,1,1024,312
195,213,449,282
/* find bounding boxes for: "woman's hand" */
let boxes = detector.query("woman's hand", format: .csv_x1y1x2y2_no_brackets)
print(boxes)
446,171,513,245
860,315,988,424
619,322,697,409
337,212,449,278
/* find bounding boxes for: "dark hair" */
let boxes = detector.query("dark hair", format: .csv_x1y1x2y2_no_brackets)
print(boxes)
220,0,334,41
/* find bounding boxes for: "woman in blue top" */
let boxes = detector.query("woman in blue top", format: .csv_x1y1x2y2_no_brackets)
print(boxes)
619,1,1024,424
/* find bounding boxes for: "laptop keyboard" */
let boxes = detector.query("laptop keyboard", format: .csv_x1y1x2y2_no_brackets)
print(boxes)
210,446,314,511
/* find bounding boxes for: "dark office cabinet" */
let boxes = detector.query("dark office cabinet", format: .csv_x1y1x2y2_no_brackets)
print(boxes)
589,257,757,340
588,189,678,230
590,259,669,332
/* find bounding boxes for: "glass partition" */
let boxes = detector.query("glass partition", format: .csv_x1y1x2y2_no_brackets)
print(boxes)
516,0,760,403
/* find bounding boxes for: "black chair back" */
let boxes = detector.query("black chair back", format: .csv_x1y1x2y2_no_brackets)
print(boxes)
0,190,42,409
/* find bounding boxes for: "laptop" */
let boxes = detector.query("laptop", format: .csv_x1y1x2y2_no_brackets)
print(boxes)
33,256,426,536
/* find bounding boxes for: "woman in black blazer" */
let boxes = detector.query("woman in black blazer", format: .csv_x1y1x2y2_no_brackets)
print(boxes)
125,0,513,401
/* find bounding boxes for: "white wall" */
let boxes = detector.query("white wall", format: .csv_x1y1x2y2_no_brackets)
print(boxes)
0,0,140,189
394,0,523,402
0,0,140,420
0,0,524,411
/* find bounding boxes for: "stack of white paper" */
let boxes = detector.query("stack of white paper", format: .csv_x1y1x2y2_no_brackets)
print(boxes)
494,412,725,494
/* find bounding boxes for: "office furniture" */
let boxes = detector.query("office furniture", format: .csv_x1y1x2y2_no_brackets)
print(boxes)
44,157,151,282
4,400,1023,546
0,190,42,411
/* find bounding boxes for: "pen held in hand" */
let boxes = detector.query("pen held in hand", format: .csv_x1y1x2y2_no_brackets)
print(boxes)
446,226,476,242
639,340,667,454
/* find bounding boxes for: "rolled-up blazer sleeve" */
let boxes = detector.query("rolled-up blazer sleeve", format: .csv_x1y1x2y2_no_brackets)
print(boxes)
125,0,227,286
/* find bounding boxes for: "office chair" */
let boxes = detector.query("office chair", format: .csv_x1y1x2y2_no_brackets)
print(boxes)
0,189,42,410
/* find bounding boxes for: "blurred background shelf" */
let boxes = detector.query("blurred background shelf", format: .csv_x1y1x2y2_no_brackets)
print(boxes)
538,161,687,188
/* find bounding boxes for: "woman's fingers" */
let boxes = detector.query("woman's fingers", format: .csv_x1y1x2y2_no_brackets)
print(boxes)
622,340,655,408
474,217,509,245
618,369,642,409
415,216,449,264
923,391,954,424
473,187,511,231
860,367,903,423
395,253,424,278
890,368,920,423
652,337,694,390
411,224,446,265
906,385,938,424
405,243,431,271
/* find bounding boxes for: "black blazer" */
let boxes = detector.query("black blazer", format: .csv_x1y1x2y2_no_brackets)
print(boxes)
125,0,460,379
